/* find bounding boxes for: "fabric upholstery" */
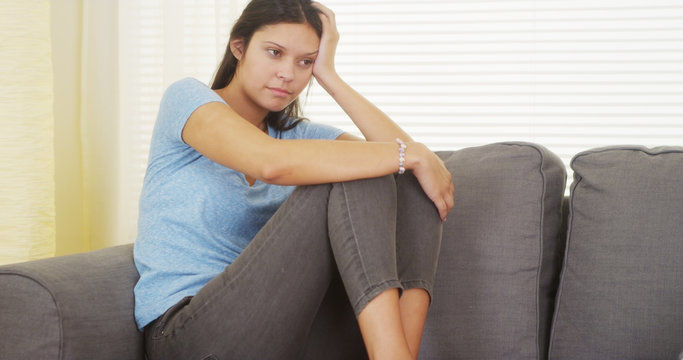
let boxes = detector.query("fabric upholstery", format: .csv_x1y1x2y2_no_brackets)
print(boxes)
549,145,683,359
0,244,144,360
1,143,680,359
0,273,60,358
420,142,567,359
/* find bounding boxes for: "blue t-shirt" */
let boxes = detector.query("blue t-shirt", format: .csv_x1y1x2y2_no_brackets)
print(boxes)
133,78,344,330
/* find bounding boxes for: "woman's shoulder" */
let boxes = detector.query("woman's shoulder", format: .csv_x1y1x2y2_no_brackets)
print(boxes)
154,78,225,138
161,77,225,109
165,77,212,97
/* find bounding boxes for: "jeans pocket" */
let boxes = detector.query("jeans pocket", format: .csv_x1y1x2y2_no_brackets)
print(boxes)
151,296,193,340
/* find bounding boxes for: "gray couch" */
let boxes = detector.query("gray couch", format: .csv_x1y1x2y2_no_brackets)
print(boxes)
1,143,681,359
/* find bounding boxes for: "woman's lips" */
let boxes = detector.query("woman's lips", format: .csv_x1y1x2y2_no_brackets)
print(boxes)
268,87,291,98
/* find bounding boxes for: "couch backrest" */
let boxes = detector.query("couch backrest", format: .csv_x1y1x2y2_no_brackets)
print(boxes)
421,142,567,359
548,145,683,359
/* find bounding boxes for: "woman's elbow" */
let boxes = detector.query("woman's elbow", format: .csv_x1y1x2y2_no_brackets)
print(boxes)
258,160,288,184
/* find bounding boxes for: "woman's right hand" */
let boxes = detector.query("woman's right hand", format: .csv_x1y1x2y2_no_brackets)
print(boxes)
406,142,455,221
311,2,340,88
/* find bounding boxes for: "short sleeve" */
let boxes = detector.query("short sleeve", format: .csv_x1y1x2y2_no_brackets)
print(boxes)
155,78,226,144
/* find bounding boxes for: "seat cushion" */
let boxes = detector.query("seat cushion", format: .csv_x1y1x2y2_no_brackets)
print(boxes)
549,145,683,359
0,244,144,360
420,142,567,359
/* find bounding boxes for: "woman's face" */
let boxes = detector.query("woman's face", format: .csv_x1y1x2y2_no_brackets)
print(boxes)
232,22,320,114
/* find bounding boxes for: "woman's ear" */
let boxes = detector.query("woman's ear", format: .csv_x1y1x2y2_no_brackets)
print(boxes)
230,38,245,60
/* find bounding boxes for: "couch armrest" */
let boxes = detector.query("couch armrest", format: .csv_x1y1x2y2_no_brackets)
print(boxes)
0,244,144,360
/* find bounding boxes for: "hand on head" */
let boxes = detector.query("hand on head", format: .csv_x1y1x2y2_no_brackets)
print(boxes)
310,2,340,82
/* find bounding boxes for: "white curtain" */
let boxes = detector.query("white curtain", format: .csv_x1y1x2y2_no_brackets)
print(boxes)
74,0,123,251
0,0,56,264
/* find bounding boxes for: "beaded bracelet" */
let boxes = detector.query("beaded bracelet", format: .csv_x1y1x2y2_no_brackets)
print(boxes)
396,138,406,174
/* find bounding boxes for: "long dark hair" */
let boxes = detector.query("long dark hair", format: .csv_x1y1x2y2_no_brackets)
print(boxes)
211,0,323,131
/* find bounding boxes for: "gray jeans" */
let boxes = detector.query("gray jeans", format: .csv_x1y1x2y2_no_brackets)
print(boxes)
144,173,443,360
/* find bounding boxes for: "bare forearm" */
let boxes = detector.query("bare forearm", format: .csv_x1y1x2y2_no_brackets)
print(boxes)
260,139,410,185
184,100,452,219
315,72,412,142
312,4,410,143
183,101,415,186
260,137,453,221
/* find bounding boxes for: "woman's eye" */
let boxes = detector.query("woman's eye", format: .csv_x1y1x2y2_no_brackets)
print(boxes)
299,59,313,66
267,49,281,57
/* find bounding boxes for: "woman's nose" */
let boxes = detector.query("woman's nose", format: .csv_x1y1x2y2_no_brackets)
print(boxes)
277,63,294,81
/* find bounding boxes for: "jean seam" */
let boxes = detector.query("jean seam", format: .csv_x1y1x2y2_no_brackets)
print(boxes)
340,181,373,293
400,279,431,290
150,296,192,340
399,279,434,303
351,279,403,316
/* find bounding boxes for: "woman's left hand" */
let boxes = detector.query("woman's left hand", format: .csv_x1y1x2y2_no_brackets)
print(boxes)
311,2,340,84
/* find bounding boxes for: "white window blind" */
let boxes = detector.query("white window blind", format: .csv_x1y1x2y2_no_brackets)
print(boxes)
118,0,683,242
304,0,683,155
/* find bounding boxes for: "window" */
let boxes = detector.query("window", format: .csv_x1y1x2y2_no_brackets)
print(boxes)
118,0,683,243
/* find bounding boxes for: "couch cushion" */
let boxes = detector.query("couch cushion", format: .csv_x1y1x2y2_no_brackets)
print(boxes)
0,244,144,360
549,145,683,359
420,142,567,359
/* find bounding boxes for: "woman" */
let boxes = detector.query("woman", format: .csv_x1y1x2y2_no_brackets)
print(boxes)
133,1,454,359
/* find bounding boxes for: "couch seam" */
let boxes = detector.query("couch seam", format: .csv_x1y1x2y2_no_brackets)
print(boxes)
531,143,547,360
571,146,683,163
546,170,581,357
500,141,549,360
